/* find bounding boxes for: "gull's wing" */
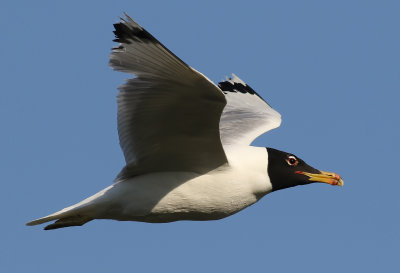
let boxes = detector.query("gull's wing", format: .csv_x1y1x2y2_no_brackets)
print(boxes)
218,74,281,146
110,14,228,180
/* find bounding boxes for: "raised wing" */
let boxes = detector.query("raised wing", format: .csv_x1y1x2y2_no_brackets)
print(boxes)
218,74,281,146
110,14,228,180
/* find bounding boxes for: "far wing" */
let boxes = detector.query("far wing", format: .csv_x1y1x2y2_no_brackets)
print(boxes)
218,74,281,146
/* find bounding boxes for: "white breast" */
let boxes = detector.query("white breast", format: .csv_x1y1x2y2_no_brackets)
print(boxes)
84,146,272,223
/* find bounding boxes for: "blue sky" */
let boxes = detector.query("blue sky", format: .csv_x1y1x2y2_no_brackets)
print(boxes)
1,0,399,272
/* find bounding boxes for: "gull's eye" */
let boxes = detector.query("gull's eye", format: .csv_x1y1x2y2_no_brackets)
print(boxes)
286,155,298,166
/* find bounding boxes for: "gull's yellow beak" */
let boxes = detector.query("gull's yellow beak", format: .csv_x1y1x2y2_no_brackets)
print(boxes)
296,171,344,186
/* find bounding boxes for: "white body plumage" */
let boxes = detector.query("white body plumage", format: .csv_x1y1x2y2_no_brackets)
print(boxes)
29,146,271,226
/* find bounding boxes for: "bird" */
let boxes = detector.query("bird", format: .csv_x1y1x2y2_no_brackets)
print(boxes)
27,13,343,230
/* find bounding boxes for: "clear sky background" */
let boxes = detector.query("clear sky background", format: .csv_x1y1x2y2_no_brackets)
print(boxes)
1,0,399,272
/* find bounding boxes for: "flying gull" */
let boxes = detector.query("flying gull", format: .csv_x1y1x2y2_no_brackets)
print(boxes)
27,14,343,230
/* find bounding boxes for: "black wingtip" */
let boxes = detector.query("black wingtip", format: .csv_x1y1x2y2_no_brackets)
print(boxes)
218,76,268,104
218,79,257,95
112,14,157,45
113,22,133,44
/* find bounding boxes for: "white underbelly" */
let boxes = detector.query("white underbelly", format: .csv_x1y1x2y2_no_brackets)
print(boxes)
88,146,272,223
148,171,262,221
103,171,262,222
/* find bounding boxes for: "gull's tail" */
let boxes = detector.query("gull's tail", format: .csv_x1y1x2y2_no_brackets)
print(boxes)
27,183,113,230
26,199,96,230
26,210,92,230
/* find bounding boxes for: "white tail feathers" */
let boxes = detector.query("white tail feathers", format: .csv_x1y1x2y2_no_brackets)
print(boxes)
26,205,93,230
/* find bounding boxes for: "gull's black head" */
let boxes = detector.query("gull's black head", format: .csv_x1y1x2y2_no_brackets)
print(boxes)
266,148,343,192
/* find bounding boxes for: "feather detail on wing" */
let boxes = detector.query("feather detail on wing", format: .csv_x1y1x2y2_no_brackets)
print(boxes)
110,14,228,180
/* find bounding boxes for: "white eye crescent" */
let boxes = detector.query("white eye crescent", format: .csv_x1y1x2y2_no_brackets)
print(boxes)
286,155,298,166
